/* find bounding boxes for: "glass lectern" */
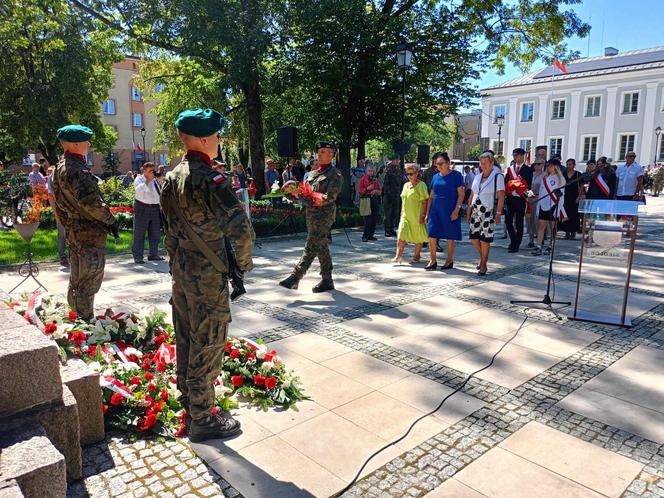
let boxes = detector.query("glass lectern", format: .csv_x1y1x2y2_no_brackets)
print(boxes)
568,199,645,327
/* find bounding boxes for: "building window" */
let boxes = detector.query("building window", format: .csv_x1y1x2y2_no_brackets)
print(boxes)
102,99,116,115
493,104,506,121
585,96,601,117
131,86,142,101
551,99,566,120
132,113,143,127
581,136,599,162
618,134,636,161
549,137,563,158
659,138,664,160
520,102,534,122
493,140,504,156
156,83,166,93
159,153,167,165
622,92,639,114
518,138,532,158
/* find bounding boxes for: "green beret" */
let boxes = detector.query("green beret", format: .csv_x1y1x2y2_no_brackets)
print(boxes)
175,108,225,138
388,154,399,160
56,125,93,142
315,141,336,152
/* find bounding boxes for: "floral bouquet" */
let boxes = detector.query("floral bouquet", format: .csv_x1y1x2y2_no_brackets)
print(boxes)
6,292,309,438
262,180,326,206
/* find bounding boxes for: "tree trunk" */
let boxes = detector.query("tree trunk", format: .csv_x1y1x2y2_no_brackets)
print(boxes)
242,81,266,196
37,142,59,166
337,139,353,207
357,125,366,162
238,140,249,167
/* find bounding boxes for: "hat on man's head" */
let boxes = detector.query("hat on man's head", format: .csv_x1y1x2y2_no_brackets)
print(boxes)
315,141,336,152
175,108,225,137
56,125,93,142
388,153,399,160
512,147,526,155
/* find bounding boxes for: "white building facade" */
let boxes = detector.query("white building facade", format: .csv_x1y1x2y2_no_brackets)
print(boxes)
480,46,664,166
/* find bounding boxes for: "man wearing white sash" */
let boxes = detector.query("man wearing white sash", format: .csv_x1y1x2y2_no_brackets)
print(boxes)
532,159,566,256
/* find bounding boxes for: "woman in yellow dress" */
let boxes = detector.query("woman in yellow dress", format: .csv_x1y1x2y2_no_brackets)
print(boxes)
393,164,429,263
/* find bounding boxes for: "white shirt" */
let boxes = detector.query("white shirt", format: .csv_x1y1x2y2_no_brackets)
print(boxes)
282,169,294,183
134,175,161,205
538,174,565,214
616,162,644,196
471,170,505,209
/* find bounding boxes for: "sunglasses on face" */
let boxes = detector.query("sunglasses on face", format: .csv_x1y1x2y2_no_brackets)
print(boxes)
407,172,416,176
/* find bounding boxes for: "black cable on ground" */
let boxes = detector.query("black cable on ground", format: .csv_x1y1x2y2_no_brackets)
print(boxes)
330,311,533,498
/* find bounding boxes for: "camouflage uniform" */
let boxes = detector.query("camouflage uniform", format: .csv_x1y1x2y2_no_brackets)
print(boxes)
291,164,343,280
160,152,254,421
52,152,116,321
382,164,405,234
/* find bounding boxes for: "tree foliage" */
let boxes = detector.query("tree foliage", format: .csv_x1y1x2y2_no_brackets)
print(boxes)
0,0,121,164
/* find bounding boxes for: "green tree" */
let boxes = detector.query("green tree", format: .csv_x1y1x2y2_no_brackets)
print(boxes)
103,150,120,176
71,0,284,195
467,143,481,161
0,0,121,164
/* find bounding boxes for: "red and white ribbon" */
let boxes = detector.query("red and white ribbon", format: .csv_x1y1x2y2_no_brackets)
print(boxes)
101,376,134,399
543,176,568,221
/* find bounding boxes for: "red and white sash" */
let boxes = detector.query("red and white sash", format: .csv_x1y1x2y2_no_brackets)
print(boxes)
508,164,521,181
542,176,567,221
594,174,610,197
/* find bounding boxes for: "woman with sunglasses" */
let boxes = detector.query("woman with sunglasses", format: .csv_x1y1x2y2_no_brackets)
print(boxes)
392,164,428,263
424,152,464,270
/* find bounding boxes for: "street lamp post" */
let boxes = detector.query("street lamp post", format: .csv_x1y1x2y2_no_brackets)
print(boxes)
655,126,662,165
140,127,147,164
495,116,505,157
395,43,413,169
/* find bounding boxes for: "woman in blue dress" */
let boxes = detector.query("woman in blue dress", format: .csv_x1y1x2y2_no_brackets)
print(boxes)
425,152,465,270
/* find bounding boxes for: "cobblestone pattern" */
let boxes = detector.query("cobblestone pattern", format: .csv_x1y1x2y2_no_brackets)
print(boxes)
68,432,242,498
342,304,664,497
529,268,664,298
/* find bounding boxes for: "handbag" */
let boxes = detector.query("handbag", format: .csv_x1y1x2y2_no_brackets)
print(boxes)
359,197,372,216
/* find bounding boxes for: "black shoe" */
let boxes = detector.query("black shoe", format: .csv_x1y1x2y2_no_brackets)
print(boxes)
134,259,145,264
527,242,535,248
532,247,542,256
188,414,241,442
424,262,437,271
440,262,454,270
369,237,377,241
507,247,518,253
384,232,394,238
148,255,165,261
312,279,334,293
544,246,552,255
279,274,300,290
362,238,369,242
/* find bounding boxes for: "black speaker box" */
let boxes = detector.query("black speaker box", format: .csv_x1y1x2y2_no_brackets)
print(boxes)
277,126,298,157
417,144,430,165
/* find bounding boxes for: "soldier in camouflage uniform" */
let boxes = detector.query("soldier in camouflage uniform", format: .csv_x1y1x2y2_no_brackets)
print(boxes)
382,155,405,237
279,141,342,293
160,108,254,442
51,125,117,322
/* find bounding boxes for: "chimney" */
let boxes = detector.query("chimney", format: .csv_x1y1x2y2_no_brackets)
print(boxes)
604,47,619,56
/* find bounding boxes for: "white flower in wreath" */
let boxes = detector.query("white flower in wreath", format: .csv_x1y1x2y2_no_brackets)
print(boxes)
215,383,232,397
262,361,274,372
87,321,112,345
120,362,141,371
87,361,103,372
273,355,283,365
255,345,268,360
245,356,257,366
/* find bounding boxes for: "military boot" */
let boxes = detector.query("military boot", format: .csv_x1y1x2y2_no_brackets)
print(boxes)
312,278,334,293
188,414,241,442
279,274,300,289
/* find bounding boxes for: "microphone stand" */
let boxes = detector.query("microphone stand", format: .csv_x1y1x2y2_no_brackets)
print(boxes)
510,171,590,310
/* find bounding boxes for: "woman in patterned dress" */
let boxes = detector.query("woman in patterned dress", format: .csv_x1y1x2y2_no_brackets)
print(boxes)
466,152,505,276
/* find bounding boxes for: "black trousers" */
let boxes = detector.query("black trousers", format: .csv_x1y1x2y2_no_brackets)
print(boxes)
132,201,162,260
506,196,526,249
362,196,379,239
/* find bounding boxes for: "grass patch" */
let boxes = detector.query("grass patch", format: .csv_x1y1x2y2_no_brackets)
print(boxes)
0,228,144,266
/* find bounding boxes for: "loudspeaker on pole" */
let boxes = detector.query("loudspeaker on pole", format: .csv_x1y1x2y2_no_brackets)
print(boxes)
277,126,298,157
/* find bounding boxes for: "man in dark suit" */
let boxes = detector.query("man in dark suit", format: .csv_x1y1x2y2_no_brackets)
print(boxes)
504,148,533,253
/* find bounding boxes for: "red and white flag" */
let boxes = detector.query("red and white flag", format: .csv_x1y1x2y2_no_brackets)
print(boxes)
554,58,568,74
